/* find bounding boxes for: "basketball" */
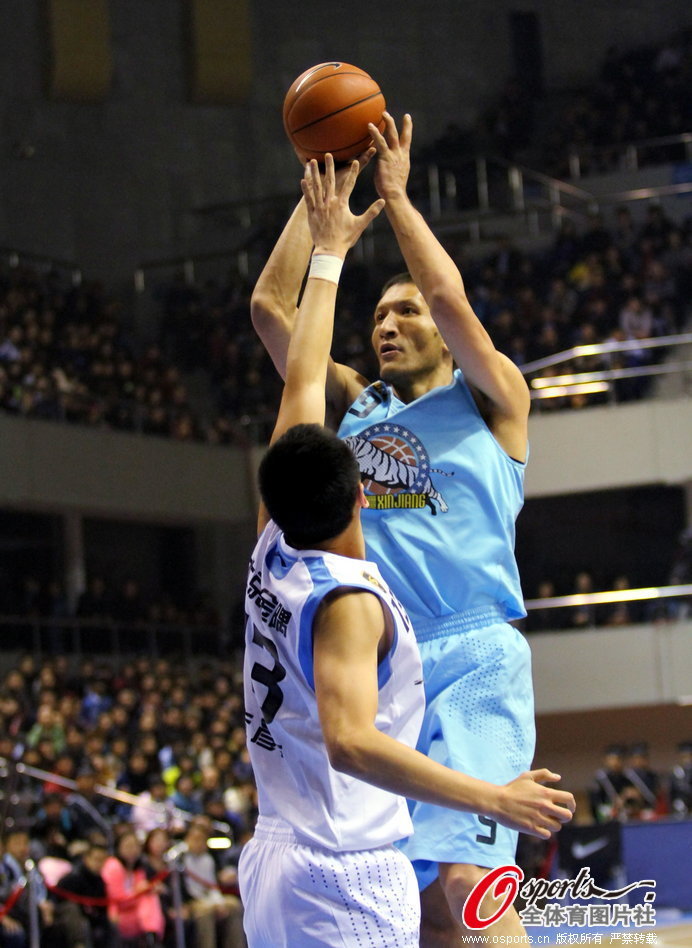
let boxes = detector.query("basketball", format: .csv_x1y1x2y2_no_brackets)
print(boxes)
283,62,386,164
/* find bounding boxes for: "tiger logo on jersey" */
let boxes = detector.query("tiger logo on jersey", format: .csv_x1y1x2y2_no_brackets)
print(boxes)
343,423,452,515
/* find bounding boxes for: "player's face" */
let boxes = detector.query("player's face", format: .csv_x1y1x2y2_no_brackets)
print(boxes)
371,283,449,384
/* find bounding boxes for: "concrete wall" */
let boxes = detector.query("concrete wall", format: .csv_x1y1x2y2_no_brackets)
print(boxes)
524,398,692,498
530,620,692,714
1,0,690,280
0,413,253,524
5,397,691,521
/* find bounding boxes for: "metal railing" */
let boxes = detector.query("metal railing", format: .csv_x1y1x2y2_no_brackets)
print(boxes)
0,757,232,838
0,387,222,441
1,581,689,667
521,331,692,403
0,758,234,948
568,132,692,180
132,137,692,291
425,153,596,231
524,582,692,614
0,247,83,286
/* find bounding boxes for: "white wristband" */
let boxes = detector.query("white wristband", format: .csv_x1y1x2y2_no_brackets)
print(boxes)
308,253,344,285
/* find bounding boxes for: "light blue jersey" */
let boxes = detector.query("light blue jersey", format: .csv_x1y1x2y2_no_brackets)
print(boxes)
338,369,535,887
337,369,526,626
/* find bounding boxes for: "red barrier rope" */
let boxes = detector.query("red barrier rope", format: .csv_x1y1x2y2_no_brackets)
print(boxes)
183,866,220,891
183,866,238,896
46,869,170,908
0,881,26,919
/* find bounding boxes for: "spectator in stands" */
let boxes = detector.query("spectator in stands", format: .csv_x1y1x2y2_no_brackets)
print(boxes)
613,205,639,264
0,838,27,947
623,743,661,814
616,785,657,822
669,740,692,817
602,574,643,626
52,839,114,948
117,750,154,804
112,579,146,625
170,774,203,817
76,576,112,624
26,704,66,755
142,827,196,946
527,579,564,632
131,774,182,838
102,829,165,947
639,204,674,253
181,820,243,948
1,828,55,944
65,767,115,846
0,691,29,739
33,793,76,854
569,571,597,628
589,745,632,822
580,211,612,257
548,218,582,276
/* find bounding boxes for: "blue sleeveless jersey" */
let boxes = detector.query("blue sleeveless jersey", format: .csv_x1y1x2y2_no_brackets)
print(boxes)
337,370,526,624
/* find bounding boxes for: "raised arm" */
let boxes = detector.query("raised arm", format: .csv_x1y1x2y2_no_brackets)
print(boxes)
370,113,530,458
257,156,384,533
251,160,375,416
250,197,312,381
314,589,575,837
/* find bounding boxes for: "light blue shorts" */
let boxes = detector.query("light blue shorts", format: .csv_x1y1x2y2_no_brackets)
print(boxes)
396,609,536,891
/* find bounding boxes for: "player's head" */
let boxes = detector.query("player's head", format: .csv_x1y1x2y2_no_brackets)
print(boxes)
259,424,361,547
371,272,451,386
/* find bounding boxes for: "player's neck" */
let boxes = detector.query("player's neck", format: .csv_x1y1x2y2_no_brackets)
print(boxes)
316,518,366,560
390,363,454,404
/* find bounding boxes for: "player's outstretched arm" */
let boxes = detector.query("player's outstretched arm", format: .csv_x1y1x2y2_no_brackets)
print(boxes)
251,153,375,415
250,196,312,381
370,112,529,452
314,589,575,838
257,156,384,533
270,156,384,442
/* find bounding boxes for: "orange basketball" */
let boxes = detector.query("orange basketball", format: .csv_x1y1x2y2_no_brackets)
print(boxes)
283,62,386,163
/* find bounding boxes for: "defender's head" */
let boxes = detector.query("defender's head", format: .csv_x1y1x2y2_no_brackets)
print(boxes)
259,424,361,548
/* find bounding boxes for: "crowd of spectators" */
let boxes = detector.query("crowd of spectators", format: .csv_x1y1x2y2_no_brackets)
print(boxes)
541,31,692,178
469,31,692,175
0,572,227,658
1,38,690,445
0,646,689,942
8,573,221,631
525,527,692,632
0,266,243,446
158,199,691,427
0,653,252,945
0,35,689,444
0,199,689,440
589,740,692,824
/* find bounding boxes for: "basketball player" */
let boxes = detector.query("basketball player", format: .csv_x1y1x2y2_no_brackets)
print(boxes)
251,113,540,944
241,155,574,947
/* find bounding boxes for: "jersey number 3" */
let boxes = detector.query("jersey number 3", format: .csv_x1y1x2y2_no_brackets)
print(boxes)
250,625,286,724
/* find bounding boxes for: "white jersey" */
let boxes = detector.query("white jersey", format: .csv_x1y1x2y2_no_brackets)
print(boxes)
243,520,424,852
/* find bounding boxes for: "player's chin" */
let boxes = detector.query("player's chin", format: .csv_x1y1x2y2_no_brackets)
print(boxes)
379,362,404,384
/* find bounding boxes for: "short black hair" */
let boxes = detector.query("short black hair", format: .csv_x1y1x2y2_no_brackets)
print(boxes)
259,424,360,547
380,271,416,297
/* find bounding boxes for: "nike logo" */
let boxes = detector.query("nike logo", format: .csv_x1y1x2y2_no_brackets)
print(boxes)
571,838,609,860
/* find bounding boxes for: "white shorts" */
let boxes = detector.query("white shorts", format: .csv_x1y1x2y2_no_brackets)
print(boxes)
238,817,420,947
